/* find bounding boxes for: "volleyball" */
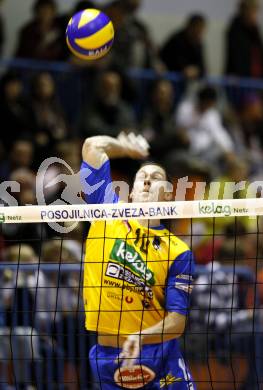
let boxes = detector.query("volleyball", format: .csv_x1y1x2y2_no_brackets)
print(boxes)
66,9,114,60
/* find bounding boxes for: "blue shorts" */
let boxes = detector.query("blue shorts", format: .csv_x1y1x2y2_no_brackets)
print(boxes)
89,339,196,389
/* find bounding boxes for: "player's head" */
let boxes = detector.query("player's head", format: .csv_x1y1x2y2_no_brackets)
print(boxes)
130,161,173,203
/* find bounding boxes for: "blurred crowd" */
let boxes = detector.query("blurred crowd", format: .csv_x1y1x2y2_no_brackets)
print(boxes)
0,0,263,389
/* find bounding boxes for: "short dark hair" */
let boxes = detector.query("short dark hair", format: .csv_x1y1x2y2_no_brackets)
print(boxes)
197,86,217,103
239,0,259,12
187,13,206,27
0,70,21,86
74,1,95,13
33,0,56,13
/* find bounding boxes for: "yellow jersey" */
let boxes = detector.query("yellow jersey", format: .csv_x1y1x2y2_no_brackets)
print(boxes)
81,160,195,335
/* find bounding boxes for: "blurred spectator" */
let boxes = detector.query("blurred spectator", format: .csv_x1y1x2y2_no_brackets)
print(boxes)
211,155,250,200
0,72,34,151
0,159,49,254
73,0,95,12
175,86,234,170
2,244,36,328
0,140,34,182
235,94,263,172
1,244,42,389
11,169,37,210
187,242,256,389
10,167,36,207
190,261,253,333
160,14,207,79
56,141,81,173
10,168,35,190
225,0,263,78
105,0,161,70
0,0,5,57
36,240,80,326
30,72,69,163
15,0,66,61
39,238,88,387
194,219,251,265
140,79,188,163
79,70,136,137
39,141,83,207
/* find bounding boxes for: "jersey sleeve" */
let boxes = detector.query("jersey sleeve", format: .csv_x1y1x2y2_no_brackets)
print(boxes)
80,160,118,204
165,250,195,315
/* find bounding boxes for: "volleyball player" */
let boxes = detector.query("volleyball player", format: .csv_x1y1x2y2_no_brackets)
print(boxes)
81,132,195,389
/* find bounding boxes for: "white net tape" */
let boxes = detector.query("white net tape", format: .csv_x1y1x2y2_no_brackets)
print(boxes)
0,198,262,224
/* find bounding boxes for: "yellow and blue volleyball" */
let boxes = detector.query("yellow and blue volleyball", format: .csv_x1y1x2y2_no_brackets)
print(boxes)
66,9,114,60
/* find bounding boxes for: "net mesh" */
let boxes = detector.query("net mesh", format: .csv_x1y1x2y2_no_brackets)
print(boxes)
0,201,262,390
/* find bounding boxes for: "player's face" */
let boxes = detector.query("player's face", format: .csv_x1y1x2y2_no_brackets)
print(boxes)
130,164,171,203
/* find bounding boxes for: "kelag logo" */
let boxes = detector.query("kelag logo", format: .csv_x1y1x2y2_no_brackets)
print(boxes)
199,202,231,217
110,240,155,285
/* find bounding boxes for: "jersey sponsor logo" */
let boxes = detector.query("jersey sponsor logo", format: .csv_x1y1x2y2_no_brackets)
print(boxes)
175,282,193,293
160,373,183,388
106,263,122,278
177,274,194,282
107,292,122,301
105,262,153,299
125,296,133,304
114,365,155,389
110,240,155,285
104,278,154,302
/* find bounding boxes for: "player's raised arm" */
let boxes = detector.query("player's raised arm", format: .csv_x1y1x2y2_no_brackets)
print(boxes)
81,132,149,204
82,132,149,168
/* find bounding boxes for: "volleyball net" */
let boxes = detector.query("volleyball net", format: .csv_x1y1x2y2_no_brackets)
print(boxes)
0,199,262,390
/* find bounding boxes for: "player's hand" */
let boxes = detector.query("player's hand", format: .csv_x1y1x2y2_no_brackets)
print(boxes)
117,132,150,159
116,334,141,367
